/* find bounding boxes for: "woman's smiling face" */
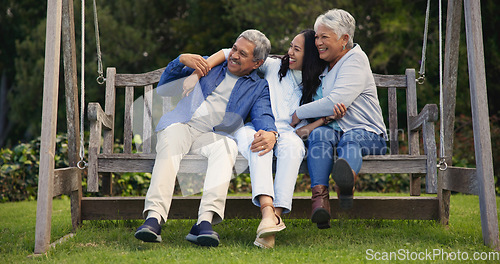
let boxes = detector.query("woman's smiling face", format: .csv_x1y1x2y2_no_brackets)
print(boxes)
315,24,348,67
287,33,305,71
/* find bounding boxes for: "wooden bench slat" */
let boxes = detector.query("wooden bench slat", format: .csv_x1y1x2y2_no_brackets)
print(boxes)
114,67,165,87
124,86,134,154
388,87,399,154
162,96,171,115
103,68,116,154
373,73,407,88
142,85,153,153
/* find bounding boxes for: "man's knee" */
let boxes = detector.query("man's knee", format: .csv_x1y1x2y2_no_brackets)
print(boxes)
234,126,256,153
157,124,192,155
225,138,238,158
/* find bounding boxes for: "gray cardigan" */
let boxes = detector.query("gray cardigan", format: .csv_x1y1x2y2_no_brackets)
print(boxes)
295,44,387,139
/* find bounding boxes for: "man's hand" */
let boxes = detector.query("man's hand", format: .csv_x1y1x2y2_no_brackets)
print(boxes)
250,130,277,156
290,112,301,128
182,73,200,97
179,54,211,77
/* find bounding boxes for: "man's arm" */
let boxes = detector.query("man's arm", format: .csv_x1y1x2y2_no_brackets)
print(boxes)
250,130,278,156
249,82,278,156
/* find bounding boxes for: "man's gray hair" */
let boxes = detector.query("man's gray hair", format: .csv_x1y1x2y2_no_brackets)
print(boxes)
237,29,271,62
314,9,356,49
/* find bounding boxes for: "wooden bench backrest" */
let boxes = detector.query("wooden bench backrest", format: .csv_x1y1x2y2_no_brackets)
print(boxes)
104,67,418,156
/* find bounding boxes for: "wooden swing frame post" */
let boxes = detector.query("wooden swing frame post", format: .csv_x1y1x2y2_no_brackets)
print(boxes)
462,0,499,249
34,0,499,254
438,0,499,250
34,0,82,254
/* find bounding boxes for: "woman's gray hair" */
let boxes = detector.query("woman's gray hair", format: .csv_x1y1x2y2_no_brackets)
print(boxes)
237,29,271,62
314,9,356,49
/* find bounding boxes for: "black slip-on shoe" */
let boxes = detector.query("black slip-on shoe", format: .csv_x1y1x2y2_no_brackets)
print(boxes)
134,218,162,243
186,221,220,247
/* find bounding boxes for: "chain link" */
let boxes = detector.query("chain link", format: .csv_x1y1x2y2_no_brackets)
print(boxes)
93,0,105,85
418,0,431,85
77,0,87,169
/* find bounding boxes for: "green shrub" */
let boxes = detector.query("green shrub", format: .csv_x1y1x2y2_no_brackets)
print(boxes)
0,134,69,202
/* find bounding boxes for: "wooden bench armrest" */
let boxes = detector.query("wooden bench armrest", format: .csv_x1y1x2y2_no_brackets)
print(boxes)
408,104,438,131
88,102,113,130
408,104,438,194
87,102,114,192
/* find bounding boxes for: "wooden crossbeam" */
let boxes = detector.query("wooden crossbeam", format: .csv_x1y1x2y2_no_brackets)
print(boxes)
53,167,81,197
81,196,439,221
441,167,478,195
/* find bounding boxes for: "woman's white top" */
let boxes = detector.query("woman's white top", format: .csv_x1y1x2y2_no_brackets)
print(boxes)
223,49,306,133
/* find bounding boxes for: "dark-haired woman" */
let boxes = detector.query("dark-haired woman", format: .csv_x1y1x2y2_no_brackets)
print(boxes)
211,30,333,248
234,30,327,249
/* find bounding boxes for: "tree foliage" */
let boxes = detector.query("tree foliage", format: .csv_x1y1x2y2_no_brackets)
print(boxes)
1,0,499,149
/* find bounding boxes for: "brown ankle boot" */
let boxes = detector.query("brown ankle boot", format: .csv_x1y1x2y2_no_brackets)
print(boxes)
311,185,331,229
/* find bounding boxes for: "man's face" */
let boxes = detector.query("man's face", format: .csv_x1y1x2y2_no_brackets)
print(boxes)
227,37,263,76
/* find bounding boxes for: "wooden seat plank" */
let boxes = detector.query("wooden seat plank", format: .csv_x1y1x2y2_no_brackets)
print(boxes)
96,153,429,174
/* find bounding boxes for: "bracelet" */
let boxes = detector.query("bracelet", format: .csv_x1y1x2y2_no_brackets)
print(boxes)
322,117,329,125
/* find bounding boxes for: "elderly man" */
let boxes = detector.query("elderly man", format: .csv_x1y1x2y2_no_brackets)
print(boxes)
134,30,279,247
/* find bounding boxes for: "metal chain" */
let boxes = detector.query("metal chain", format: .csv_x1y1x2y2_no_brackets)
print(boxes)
93,0,105,85
437,0,447,171
418,0,431,85
77,0,87,169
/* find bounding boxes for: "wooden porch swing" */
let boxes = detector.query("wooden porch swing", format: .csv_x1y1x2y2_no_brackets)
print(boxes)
34,0,499,254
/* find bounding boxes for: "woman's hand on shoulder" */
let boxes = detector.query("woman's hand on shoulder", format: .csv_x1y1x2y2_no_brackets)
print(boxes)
179,53,211,77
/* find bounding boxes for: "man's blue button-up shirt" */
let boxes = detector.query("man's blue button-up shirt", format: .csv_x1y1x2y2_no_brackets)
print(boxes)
155,55,277,134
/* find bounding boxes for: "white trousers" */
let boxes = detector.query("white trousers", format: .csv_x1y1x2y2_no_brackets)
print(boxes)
143,123,238,224
234,124,305,214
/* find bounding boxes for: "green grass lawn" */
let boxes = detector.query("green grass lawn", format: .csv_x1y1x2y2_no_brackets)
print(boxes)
1,193,499,263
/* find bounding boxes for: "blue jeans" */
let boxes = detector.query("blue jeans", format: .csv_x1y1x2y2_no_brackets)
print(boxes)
307,127,387,188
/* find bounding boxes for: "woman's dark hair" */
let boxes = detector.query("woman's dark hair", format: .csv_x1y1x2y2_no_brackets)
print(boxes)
278,29,327,105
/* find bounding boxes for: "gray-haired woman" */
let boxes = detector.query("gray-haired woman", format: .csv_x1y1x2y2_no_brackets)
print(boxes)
292,9,388,229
